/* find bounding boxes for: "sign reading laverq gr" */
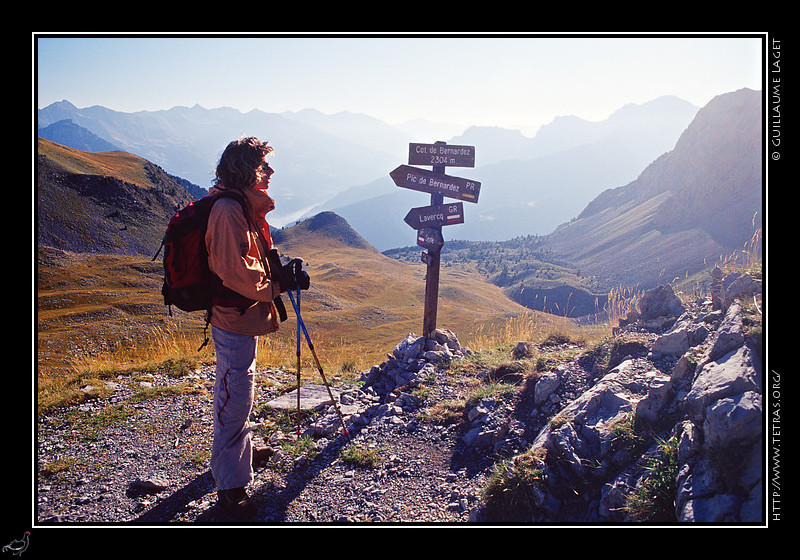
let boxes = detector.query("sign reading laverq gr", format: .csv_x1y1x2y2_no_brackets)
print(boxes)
404,202,464,230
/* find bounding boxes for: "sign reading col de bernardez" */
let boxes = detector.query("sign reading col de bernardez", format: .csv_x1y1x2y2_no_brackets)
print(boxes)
408,143,475,168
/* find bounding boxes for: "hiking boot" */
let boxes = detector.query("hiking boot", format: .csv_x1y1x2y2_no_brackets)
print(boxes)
252,445,274,468
218,487,257,520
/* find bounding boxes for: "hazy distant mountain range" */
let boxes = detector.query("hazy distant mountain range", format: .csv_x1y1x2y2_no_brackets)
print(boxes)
330,96,700,249
542,87,763,291
35,87,763,316
37,95,699,249
383,87,763,313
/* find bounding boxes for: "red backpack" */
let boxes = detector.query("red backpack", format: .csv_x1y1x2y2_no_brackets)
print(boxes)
152,191,251,314
153,190,289,349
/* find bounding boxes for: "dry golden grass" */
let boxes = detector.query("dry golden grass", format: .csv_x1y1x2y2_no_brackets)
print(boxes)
36,195,635,415
37,238,578,411
38,138,159,190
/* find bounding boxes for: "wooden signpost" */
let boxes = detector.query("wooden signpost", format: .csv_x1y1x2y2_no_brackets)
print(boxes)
390,141,479,338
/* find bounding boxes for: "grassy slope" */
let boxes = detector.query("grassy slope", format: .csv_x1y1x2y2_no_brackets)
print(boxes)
37,138,196,257
37,138,160,189
36,247,177,375
271,222,536,358
36,222,551,380
34,139,584,389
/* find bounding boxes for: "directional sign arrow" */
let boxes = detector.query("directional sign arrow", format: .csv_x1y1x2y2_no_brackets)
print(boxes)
404,202,464,230
390,165,481,203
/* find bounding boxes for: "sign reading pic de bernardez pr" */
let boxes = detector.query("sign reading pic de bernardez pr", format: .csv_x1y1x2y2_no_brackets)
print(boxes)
389,165,481,203
390,141,480,338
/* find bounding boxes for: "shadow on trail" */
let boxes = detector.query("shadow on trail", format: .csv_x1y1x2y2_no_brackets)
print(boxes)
129,470,215,524
130,432,352,524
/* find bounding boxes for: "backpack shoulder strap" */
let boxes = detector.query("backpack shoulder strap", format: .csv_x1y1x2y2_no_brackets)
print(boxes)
210,189,249,221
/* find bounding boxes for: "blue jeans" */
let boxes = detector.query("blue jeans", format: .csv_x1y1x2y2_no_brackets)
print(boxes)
210,325,257,490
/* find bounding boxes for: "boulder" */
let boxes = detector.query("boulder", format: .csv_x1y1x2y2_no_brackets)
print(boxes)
638,285,685,321
130,474,168,494
265,384,340,412
634,372,674,426
651,329,689,357
531,359,658,480
705,301,746,363
685,344,762,424
512,341,532,359
722,272,761,308
534,372,560,406
702,390,762,449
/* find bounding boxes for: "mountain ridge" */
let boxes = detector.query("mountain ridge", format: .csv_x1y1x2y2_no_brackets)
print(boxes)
36,137,195,255
38,119,120,152
36,87,762,318
272,211,375,253
384,88,763,316
326,95,699,249
37,94,697,242
542,88,762,291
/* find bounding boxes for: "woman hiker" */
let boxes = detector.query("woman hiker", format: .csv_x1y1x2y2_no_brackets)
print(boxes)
204,136,285,520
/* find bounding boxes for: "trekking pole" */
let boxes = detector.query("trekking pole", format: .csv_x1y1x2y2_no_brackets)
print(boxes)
295,284,302,436
286,288,351,442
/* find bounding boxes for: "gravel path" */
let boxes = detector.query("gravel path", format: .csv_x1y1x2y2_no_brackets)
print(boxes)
36,362,500,525
36,322,641,527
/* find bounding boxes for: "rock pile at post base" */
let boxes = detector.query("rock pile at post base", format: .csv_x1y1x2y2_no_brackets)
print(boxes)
278,328,471,439
361,328,470,396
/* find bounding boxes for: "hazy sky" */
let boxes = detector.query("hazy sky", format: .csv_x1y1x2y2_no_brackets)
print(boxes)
35,33,764,135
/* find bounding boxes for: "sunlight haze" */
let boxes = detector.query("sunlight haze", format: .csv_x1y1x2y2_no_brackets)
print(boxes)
35,34,764,136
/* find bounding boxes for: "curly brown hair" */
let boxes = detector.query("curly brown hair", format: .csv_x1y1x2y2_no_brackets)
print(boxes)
214,136,274,191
